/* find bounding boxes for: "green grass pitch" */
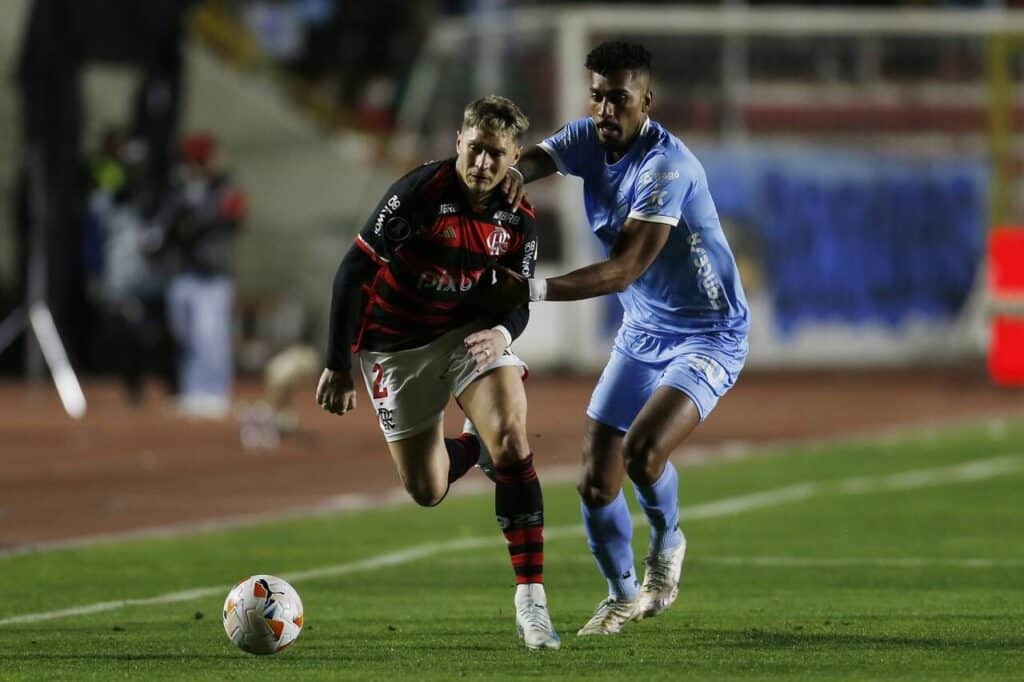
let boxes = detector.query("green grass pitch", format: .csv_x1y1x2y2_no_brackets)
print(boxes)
2,420,1023,680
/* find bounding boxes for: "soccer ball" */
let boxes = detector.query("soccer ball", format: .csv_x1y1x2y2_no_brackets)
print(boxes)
222,574,304,654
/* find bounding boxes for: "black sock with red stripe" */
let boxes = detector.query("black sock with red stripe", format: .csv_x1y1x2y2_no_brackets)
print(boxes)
494,453,544,584
444,432,481,484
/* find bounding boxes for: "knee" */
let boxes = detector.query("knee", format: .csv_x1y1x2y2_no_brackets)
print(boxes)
577,470,619,508
487,417,530,468
403,479,447,508
622,435,664,486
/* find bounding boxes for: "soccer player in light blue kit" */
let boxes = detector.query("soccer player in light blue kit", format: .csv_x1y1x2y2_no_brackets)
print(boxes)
489,41,749,635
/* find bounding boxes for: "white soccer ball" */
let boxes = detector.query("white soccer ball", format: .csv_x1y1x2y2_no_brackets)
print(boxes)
222,574,304,655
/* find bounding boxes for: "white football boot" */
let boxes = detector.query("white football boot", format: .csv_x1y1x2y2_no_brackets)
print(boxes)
515,584,561,650
462,418,495,481
637,530,687,618
576,596,643,636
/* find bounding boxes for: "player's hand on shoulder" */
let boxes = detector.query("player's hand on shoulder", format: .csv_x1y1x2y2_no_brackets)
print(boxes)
502,167,526,212
316,368,357,415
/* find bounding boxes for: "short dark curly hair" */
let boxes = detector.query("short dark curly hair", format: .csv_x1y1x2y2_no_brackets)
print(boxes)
585,41,652,76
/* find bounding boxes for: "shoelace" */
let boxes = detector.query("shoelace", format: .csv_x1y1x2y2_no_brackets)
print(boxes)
520,603,553,631
644,555,672,590
588,598,635,626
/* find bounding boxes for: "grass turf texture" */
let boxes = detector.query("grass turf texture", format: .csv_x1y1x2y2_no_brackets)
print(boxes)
2,420,1023,680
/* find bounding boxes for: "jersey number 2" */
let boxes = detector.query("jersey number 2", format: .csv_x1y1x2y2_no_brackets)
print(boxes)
371,363,389,399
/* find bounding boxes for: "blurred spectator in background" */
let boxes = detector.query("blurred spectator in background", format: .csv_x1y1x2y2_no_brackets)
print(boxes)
11,0,196,375
163,132,248,418
83,130,179,403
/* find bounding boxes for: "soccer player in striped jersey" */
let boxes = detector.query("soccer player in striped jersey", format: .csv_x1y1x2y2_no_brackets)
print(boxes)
493,42,750,635
316,95,559,650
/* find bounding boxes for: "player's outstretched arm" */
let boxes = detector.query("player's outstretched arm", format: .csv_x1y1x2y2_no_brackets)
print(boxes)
546,217,670,301
502,146,557,210
532,217,671,303
482,217,670,309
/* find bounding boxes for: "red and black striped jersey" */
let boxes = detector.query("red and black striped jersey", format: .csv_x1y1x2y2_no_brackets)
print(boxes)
349,158,537,353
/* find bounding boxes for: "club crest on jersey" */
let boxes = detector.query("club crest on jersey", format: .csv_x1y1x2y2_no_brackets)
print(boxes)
486,226,511,256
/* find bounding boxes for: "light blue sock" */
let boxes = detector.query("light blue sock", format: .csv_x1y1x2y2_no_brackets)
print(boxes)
633,461,684,554
581,490,639,600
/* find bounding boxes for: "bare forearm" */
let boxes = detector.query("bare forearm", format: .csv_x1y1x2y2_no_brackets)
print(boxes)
540,219,670,303
516,146,557,183
546,260,633,301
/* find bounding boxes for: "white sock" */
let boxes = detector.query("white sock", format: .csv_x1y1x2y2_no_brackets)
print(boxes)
515,583,547,608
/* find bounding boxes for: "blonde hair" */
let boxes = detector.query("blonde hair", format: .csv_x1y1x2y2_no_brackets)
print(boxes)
462,95,529,138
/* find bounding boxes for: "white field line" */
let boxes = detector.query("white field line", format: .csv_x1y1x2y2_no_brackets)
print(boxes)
699,556,1024,569
3,415,1017,559
2,454,1021,627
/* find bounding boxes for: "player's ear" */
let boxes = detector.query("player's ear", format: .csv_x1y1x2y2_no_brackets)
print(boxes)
456,128,464,154
642,88,654,113
511,143,522,166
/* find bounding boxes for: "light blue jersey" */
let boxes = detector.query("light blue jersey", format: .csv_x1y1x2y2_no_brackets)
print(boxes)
539,117,749,338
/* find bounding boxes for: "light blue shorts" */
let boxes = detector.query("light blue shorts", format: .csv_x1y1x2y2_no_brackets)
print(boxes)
586,326,748,432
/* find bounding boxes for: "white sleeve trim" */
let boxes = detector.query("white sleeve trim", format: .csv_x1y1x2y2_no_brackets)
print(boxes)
626,211,680,226
537,141,570,176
